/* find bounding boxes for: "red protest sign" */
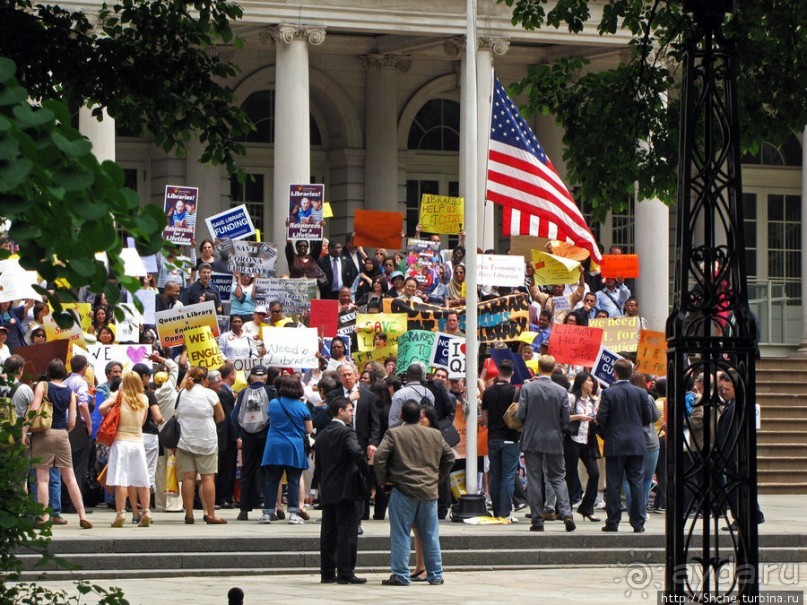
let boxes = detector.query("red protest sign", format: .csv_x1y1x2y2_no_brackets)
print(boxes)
600,254,640,279
353,210,403,250
309,299,339,338
548,324,603,367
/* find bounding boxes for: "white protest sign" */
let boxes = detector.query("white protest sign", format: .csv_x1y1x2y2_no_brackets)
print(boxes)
75,343,153,376
0,258,42,303
430,332,466,379
205,204,256,241
552,296,571,311
134,289,156,325
215,240,278,277
478,254,526,288
120,248,148,277
260,327,319,368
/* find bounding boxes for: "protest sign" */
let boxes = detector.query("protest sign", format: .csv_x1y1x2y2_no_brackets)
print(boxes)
0,258,41,303
309,299,339,337
288,184,325,241
337,309,357,337
531,250,582,286
205,204,256,241
547,324,603,366
323,202,333,219
230,357,262,374
390,293,530,343
548,240,590,261
114,304,141,343
185,326,225,369
395,330,436,374
353,344,398,368
261,327,319,367
210,272,233,303
119,248,148,277
489,347,532,386
419,194,464,235
355,313,408,351
253,278,318,317
430,333,465,379
635,330,667,375
353,210,403,249
20,340,70,383
162,185,198,245
509,235,551,263
215,240,278,278
57,303,93,333
155,300,218,348
478,254,525,288
600,254,640,279
78,344,153,376
588,316,641,352
592,347,623,386
134,290,156,325
42,313,86,348
552,296,570,311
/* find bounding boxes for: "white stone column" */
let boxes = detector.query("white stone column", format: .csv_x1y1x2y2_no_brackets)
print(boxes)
363,54,409,212
186,137,224,219
78,107,115,162
635,196,670,332
268,24,326,271
476,37,509,251
798,125,807,352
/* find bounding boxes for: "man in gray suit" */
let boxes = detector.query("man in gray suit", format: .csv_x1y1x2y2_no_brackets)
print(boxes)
516,355,576,532
596,357,653,532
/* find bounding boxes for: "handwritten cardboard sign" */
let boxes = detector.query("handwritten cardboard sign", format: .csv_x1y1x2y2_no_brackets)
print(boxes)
547,323,603,366
162,185,198,245
635,330,667,375
42,313,86,348
600,254,640,279
78,344,153,376
353,344,398,368
353,210,403,249
205,204,256,241
261,326,319,368
155,300,218,349
395,330,436,374
588,316,641,352
18,340,70,382
419,194,464,235
478,254,525,288
592,347,622,386
355,313,409,351
531,250,582,286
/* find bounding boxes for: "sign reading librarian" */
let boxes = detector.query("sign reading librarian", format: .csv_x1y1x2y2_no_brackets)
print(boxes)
163,185,198,245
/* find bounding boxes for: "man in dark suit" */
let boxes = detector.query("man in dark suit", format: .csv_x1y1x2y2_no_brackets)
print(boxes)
214,365,238,508
596,357,653,532
318,241,358,300
330,364,381,522
516,355,576,532
313,397,368,585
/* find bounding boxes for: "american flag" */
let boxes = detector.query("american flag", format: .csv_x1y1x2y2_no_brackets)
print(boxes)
486,76,602,263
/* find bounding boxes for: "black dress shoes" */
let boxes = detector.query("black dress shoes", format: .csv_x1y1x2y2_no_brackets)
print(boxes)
321,576,336,584
382,575,410,586
336,576,367,585
634,526,646,533
602,526,618,532
529,525,544,532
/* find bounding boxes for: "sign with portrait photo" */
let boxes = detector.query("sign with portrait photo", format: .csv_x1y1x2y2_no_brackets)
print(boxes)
162,185,198,245
288,184,325,241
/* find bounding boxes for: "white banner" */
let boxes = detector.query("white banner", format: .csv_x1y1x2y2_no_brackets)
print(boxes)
478,254,526,288
260,327,319,368
73,343,153,377
0,258,42,303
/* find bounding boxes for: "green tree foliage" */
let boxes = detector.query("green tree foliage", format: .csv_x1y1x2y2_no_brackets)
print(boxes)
0,57,165,318
0,0,248,172
499,0,807,221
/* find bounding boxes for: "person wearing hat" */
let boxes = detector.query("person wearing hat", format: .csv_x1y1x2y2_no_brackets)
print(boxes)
231,364,278,521
24,324,47,347
388,271,405,298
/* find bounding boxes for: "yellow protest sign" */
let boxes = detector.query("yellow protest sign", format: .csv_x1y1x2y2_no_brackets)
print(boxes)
57,303,93,333
635,330,667,375
588,316,641,352
355,313,409,351
42,313,86,349
419,194,464,235
185,326,225,369
323,202,333,219
531,250,582,286
353,344,398,367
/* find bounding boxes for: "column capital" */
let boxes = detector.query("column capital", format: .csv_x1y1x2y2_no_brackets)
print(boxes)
360,53,412,73
260,24,326,46
478,36,511,56
444,36,465,57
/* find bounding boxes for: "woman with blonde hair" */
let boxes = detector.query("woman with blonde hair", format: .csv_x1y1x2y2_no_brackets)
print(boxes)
175,366,226,524
99,372,153,528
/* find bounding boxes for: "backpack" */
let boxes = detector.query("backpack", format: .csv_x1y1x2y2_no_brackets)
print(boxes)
238,386,270,434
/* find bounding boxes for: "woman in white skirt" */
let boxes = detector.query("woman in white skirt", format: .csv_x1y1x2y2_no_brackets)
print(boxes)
99,372,153,528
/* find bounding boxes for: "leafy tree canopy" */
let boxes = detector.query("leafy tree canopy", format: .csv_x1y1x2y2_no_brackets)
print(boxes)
499,0,807,222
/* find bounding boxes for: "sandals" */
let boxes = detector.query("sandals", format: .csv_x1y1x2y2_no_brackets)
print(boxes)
111,513,126,528
138,512,153,527
411,568,427,582
185,515,195,525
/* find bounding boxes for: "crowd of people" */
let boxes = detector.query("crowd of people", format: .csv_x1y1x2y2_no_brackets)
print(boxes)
3,226,747,586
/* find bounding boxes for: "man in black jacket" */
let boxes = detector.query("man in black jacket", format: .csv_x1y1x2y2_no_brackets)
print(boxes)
214,365,238,509
313,397,368,585
318,242,358,300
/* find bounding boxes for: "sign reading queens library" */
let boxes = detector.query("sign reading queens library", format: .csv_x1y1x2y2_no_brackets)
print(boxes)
155,300,219,348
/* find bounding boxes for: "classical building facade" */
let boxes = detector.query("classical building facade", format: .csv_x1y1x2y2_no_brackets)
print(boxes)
77,0,804,352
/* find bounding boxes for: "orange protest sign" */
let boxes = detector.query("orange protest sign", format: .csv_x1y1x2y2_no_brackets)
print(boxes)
549,240,590,262
600,254,640,279
547,324,603,367
353,210,403,249
635,330,667,375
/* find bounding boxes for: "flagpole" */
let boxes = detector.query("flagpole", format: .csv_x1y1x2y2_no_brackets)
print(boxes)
453,0,486,520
